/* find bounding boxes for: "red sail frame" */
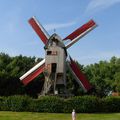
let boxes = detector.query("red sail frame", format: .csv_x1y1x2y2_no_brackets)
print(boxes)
64,20,96,41
22,64,45,85
29,17,49,44
69,57,92,92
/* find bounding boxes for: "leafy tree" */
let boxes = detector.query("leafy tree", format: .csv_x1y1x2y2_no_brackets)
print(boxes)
0,52,120,97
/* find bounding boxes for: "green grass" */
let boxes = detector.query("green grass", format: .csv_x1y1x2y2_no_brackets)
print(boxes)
0,111,120,120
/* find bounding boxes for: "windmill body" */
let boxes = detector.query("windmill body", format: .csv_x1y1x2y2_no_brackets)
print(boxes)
43,33,67,95
20,16,97,95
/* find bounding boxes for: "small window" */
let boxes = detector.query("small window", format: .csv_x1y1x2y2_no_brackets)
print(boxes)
47,51,52,55
57,73,63,78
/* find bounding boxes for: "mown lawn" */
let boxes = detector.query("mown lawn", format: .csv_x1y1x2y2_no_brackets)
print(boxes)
0,111,120,120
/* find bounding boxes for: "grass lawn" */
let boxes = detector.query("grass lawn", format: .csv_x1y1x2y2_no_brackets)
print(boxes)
0,111,120,120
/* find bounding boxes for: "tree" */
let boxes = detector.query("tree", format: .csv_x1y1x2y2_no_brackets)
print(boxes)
0,52,120,97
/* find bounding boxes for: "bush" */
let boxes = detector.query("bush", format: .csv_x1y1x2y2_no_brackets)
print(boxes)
1,95,32,111
63,96,100,113
0,97,4,110
29,96,64,113
101,96,120,112
0,95,120,113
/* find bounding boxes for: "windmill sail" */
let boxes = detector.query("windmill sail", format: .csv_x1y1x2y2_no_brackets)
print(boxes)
20,59,45,85
67,56,92,92
29,16,50,44
64,20,97,48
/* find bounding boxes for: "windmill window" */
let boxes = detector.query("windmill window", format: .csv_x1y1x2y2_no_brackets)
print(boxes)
57,73,63,79
47,51,57,55
47,51,52,55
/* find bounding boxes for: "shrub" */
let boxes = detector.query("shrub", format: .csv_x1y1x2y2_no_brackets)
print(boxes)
1,95,32,111
29,96,64,113
63,96,100,113
101,96,120,113
0,95,120,113
0,97,4,110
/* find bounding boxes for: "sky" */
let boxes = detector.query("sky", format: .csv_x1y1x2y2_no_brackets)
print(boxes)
0,0,120,65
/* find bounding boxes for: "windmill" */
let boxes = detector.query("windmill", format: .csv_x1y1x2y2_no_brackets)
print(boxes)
20,16,97,95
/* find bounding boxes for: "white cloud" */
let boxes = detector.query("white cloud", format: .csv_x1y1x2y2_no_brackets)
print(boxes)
44,21,76,31
86,0,120,13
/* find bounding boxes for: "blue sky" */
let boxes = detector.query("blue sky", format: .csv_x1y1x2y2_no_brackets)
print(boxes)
0,0,120,65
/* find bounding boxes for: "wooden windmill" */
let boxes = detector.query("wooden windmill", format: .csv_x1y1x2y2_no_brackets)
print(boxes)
20,16,97,95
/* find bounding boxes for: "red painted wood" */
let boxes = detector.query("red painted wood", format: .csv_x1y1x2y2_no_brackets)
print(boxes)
29,18,48,44
22,64,45,85
64,20,96,41
70,57,92,91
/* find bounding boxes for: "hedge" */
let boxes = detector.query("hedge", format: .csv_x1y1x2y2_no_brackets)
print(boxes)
63,96,100,113
0,95,120,113
100,97,120,112
28,96,64,112
0,95,32,111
